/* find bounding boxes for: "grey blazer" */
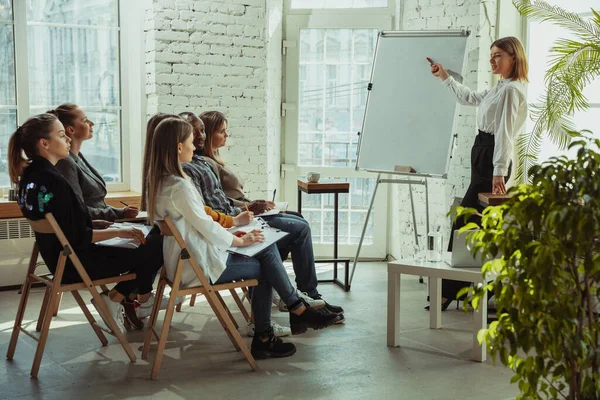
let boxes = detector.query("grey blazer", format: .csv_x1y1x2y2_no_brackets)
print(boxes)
55,152,124,221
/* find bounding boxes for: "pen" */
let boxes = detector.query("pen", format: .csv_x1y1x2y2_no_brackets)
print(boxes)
120,201,129,207
272,189,276,202
244,202,249,213
426,57,435,65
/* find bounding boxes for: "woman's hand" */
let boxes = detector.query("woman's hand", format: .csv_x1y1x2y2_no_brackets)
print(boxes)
238,230,264,247
247,200,275,214
431,62,450,81
116,227,147,245
233,211,254,226
122,206,139,218
492,176,506,195
92,220,113,229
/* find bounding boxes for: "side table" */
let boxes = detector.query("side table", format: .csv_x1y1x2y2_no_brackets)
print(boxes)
297,179,351,291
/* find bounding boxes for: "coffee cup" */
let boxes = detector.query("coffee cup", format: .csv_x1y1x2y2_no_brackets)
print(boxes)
307,172,320,183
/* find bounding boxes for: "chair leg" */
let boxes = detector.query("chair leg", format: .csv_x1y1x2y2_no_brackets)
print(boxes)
208,295,240,351
36,287,52,332
241,287,250,304
31,287,59,378
216,292,239,330
52,292,63,317
70,290,108,346
189,294,196,307
99,285,109,293
206,292,257,371
150,293,178,380
6,277,34,360
142,278,167,360
230,288,251,323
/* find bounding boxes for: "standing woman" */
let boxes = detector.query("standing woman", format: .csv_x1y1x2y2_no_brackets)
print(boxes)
50,103,138,221
9,113,163,332
429,36,529,309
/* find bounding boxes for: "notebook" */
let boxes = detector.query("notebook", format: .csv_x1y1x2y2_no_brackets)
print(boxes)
227,219,289,257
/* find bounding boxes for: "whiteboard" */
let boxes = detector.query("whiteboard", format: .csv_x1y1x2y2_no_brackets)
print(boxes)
355,30,470,177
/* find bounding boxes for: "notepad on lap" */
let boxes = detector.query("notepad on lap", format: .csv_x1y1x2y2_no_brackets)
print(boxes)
255,202,289,217
227,220,288,257
96,223,152,249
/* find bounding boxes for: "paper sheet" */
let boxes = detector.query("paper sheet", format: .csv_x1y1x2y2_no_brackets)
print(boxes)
95,222,152,249
227,220,288,257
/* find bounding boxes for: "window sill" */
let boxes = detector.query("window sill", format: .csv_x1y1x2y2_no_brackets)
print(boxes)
0,191,141,219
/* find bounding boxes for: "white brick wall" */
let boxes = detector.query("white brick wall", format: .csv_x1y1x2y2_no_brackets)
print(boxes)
145,0,281,200
388,0,498,259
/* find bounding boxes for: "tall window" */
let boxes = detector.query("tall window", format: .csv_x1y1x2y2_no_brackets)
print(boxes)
526,0,599,161
0,0,122,187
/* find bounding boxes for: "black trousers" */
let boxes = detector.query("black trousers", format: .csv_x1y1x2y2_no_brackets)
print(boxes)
442,131,511,300
61,229,164,297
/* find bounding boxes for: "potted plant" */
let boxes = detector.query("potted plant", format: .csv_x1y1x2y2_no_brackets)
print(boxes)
455,136,600,399
512,0,600,182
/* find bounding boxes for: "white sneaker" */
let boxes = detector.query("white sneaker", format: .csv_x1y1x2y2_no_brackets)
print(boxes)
91,292,126,334
271,289,281,307
279,291,326,312
135,292,184,319
245,321,291,337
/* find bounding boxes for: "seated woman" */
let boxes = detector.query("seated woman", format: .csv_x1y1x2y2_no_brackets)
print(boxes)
49,103,138,221
146,117,338,359
197,111,344,317
9,113,163,333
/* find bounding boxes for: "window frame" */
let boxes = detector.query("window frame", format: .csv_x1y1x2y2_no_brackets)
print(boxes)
9,0,144,192
284,0,397,17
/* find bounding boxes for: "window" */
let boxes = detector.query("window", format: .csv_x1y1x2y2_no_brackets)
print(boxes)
291,0,387,8
526,0,600,162
0,0,16,188
0,0,124,188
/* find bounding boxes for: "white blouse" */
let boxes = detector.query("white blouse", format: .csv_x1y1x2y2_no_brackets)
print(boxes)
153,175,234,288
442,76,528,177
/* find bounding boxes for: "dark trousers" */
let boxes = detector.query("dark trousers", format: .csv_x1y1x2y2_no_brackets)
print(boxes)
61,230,164,297
442,131,511,300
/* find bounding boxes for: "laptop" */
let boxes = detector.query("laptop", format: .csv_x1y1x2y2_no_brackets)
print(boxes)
450,230,486,268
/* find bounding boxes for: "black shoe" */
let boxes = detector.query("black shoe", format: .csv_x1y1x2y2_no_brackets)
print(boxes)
290,301,339,335
122,299,144,330
251,328,297,359
312,294,344,314
424,298,455,311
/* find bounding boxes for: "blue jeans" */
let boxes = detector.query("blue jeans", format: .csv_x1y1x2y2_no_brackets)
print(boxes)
263,213,319,297
215,244,300,335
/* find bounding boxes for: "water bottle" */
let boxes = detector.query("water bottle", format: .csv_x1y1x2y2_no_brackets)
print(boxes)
426,226,442,262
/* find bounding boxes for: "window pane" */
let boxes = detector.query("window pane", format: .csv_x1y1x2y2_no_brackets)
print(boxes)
0,25,16,105
300,177,374,245
291,0,387,9
0,110,17,188
27,0,118,26
0,0,12,20
298,28,377,167
27,26,119,108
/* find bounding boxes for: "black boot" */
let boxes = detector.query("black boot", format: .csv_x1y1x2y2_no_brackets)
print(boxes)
290,301,339,335
312,293,344,314
251,326,297,359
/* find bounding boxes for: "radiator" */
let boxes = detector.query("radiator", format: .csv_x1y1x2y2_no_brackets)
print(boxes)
0,218,49,289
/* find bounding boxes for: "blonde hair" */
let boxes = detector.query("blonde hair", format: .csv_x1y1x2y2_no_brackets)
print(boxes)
141,113,180,211
146,117,193,223
491,36,529,82
199,110,227,166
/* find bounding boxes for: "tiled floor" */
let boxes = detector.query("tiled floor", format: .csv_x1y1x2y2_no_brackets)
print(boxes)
0,262,516,399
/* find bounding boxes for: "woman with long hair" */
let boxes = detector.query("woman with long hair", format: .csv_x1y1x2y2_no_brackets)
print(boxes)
9,113,163,332
146,117,338,359
429,36,529,310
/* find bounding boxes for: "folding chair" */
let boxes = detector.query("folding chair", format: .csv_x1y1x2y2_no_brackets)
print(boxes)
142,216,258,380
6,213,137,378
176,287,252,324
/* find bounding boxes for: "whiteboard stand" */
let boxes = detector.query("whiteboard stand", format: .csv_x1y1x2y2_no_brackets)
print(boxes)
349,171,430,287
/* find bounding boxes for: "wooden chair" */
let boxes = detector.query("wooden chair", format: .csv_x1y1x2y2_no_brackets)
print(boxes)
142,216,258,380
6,213,138,378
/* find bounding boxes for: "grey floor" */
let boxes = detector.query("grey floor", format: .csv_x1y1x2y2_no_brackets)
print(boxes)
0,262,517,400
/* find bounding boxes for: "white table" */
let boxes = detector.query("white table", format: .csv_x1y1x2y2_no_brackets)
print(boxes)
387,256,488,362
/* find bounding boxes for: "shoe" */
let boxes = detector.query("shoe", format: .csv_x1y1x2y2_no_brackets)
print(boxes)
135,293,184,319
271,289,280,307
312,293,344,314
122,299,144,330
90,292,126,334
279,291,325,312
333,312,345,324
424,298,455,311
245,321,291,338
289,300,339,335
251,327,296,359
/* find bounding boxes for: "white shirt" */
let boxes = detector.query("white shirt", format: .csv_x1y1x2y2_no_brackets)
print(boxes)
153,175,234,288
443,76,528,176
